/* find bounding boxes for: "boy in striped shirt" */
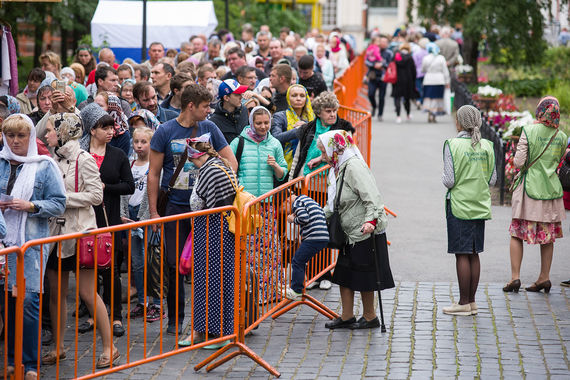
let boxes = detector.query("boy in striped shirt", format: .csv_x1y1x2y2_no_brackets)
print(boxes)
285,194,330,301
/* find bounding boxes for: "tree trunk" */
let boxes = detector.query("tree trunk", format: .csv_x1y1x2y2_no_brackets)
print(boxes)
61,27,68,67
33,22,46,68
463,34,478,82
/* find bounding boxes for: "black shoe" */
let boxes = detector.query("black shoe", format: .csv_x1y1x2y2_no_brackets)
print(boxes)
41,329,53,346
78,320,94,334
113,322,125,337
167,323,184,336
72,303,89,318
324,317,356,330
560,279,570,287
350,316,380,330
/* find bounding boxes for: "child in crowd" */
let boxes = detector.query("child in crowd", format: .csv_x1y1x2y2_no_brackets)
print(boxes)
120,126,164,322
284,193,330,300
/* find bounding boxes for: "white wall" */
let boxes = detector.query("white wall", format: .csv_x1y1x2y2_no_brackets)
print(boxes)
336,0,366,51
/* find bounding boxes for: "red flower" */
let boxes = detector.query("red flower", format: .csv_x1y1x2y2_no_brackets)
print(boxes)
334,133,345,147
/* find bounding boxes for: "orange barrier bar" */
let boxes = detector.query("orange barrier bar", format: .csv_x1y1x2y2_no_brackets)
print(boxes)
9,206,240,379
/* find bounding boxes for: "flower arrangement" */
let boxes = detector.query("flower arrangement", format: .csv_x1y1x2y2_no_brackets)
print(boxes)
477,85,503,98
456,64,473,74
501,111,534,139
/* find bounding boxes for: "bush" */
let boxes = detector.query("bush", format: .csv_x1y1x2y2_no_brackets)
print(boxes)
542,47,570,82
548,81,570,114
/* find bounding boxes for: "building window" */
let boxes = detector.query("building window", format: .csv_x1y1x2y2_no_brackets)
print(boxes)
370,0,398,7
322,0,337,28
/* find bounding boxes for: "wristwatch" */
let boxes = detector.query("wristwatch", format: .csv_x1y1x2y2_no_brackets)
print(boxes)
29,202,38,213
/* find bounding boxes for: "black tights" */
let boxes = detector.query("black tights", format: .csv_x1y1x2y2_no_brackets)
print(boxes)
394,96,411,117
455,253,480,305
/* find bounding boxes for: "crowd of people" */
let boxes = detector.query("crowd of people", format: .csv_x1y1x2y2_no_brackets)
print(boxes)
365,25,459,124
0,24,388,379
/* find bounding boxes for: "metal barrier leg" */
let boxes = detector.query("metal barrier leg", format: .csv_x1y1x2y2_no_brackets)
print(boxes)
271,295,338,320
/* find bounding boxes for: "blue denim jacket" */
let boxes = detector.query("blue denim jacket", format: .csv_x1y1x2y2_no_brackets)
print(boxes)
0,159,66,293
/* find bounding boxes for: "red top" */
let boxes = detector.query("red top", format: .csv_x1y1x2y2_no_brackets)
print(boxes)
86,63,120,85
91,153,105,168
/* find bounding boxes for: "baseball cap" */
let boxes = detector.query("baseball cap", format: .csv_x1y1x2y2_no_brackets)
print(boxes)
218,79,248,99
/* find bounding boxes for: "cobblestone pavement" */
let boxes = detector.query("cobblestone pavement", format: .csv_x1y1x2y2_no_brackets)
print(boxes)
29,281,570,379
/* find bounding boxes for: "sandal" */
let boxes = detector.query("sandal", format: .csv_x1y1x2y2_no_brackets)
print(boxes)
42,350,67,365
178,333,205,347
96,348,120,369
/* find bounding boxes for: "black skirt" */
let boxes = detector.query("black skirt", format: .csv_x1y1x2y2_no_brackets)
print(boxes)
446,200,485,254
47,244,77,272
332,233,395,292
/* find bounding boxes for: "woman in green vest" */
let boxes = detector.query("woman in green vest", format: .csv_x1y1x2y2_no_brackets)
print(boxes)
503,96,566,294
442,105,496,316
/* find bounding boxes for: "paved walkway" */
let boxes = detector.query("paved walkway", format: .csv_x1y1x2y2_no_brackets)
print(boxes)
22,98,570,379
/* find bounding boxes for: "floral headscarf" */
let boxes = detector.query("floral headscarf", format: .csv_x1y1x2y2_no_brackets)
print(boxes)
535,96,560,129
284,84,315,168
48,112,83,149
128,109,161,131
317,130,364,210
107,94,129,136
0,95,21,115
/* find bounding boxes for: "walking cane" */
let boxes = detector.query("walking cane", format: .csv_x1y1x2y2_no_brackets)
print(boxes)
370,233,387,333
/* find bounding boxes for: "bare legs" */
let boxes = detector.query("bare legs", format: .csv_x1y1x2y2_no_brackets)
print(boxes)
78,269,115,357
47,269,70,353
509,237,553,283
455,253,480,305
339,286,377,322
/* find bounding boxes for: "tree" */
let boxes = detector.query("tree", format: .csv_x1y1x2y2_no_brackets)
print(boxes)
413,0,548,77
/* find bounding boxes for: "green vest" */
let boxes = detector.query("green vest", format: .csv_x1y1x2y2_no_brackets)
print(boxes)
445,137,495,220
521,124,567,200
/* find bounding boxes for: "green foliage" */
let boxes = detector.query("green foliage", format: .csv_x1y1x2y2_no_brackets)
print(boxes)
213,0,308,37
491,79,551,98
542,47,570,82
548,81,570,114
415,0,547,67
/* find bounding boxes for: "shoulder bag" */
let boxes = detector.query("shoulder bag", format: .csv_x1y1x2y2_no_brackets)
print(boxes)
327,169,347,249
510,129,559,192
558,151,570,191
75,153,113,269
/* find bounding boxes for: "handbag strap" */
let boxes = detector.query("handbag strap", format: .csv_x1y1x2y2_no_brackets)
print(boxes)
334,169,347,211
521,129,559,175
168,149,188,189
212,163,239,193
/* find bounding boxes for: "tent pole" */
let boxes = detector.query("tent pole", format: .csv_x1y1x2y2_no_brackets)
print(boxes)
141,0,147,62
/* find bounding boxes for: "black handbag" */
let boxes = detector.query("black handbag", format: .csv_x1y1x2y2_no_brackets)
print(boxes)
559,156,570,192
327,169,347,249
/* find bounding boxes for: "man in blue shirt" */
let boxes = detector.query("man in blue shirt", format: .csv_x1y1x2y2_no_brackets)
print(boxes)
148,83,237,334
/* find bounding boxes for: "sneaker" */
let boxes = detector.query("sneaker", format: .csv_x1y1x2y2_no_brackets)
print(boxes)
406,114,412,121
283,287,302,301
442,303,471,316
470,302,478,315
319,280,332,290
146,304,166,323
129,303,145,319
396,117,402,124
305,281,319,290
560,280,570,287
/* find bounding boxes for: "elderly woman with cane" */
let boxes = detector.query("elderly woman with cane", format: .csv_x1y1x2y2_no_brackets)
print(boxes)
317,130,394,330
442,105,496,316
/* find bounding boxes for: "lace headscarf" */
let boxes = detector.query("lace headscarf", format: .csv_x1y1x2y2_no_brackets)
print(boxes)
535,96,560,129
456,105,482,148
107,94,129,136
48,112,83,152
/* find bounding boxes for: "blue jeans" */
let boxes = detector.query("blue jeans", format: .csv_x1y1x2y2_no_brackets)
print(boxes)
1,291,40,372
290,240,329,293
415,77,424,104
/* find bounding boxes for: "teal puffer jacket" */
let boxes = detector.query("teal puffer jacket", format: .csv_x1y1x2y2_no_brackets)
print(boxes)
230,128,288,197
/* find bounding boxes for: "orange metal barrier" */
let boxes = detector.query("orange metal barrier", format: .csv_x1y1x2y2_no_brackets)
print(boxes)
334,54,366,108
1,207,244,379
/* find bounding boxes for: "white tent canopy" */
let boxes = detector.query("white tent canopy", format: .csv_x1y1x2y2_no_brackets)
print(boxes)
91,0,218,51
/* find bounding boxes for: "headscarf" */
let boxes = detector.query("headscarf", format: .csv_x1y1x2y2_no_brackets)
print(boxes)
107,94,129,136
0,95,21,115
61,67,76,82
128,109,161,131
535,96,560,129
186,133,211,159
317,130,364,210
48,113,83,150
456,105,482,148
40,71,57,89
79,103,108,151
284,84,315,167
0,114,64,246
247,106,272,143
426,42,440,55
329,33,341,53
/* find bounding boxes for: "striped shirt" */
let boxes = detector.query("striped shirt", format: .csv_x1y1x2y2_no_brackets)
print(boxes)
193,157,237,210
292,195,330,241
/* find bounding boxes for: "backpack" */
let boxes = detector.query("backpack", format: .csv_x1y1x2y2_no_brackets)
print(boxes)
213,163,263,235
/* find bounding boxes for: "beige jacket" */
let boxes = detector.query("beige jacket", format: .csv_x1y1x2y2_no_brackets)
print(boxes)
15,92,34,115
49,139,104,257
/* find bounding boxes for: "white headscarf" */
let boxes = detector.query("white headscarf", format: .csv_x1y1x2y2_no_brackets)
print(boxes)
317,130,364,210
0,114,64,246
